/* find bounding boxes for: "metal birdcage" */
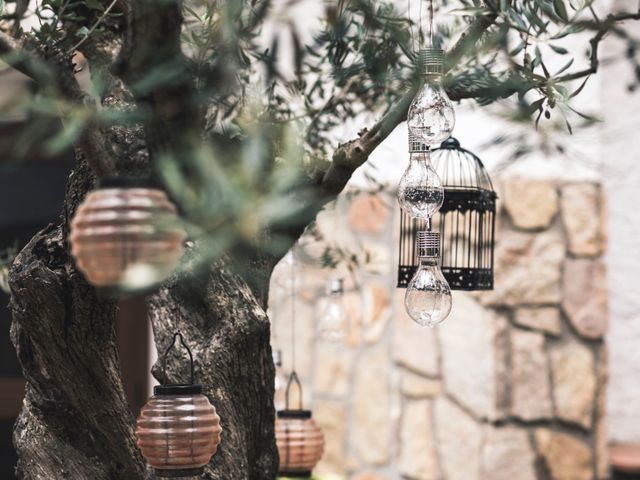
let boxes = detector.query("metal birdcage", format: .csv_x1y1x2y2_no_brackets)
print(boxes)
397,137,497,291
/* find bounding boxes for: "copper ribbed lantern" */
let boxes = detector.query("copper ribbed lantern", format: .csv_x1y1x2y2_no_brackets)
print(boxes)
70,177,186,294
398,137,497,291
276,372,325,478
136,333,222,478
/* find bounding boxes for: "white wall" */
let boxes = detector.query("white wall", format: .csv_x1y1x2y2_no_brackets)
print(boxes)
602,2,640,444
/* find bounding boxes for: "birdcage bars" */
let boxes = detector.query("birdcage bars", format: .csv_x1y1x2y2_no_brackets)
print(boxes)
397,138,497,291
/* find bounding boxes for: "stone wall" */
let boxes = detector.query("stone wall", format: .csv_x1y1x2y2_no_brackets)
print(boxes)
269,180,608,480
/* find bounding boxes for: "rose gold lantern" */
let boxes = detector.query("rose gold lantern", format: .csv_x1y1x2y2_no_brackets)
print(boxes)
276,372,325,477
136,333,222,477
70,177,186,294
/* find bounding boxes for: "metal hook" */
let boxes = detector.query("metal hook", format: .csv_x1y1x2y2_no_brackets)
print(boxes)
284,370,303,411
161,331,195,386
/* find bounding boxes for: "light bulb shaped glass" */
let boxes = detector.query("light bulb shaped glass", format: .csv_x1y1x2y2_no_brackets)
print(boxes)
317,279,348,342
405,231,452,327
405,256,452,327
407,48,455,146
397,149,444,219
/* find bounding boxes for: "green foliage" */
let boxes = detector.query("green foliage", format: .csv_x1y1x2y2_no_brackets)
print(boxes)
30,0,122,51
7,0,639,161
1,0,638,274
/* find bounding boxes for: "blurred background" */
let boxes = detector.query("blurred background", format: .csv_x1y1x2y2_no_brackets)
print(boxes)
265,1,639,478
0,0,639,479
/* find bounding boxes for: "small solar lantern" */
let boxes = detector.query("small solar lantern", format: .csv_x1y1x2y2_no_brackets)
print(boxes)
69,177,186,295
136,333,222,477
275,372,325,478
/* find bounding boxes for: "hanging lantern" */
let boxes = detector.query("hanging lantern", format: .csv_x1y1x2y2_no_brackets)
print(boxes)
136,333,222,478
69,177,186,294
276,372,325,478
398,137,497,291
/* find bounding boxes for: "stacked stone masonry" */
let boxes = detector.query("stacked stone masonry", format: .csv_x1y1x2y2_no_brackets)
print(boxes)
269,180,608,480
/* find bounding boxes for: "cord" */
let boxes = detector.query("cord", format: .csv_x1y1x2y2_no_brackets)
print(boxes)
289,250,296,374
429,0,434,46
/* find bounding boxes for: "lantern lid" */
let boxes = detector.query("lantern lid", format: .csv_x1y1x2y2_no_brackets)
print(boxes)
97,176,158,189
277,409,312,419
154,384,203,396
439,137,461,149
418,47,444,76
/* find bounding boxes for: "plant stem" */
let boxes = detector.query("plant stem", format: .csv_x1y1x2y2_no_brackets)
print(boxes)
66,0,118,54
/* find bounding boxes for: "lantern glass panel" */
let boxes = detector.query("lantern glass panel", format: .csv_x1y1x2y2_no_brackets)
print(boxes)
136,391,222,477
70,180,186,293
276,410,325,477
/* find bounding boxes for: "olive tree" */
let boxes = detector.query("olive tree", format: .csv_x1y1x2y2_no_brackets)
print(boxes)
0,0,638,478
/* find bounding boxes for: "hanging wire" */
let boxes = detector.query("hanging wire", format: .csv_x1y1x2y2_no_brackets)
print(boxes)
429,0,434,46
290,250,296,374
161,332,195,386
419,0,423,47
407,0,416,50
284,248,305,411
284,371,303,410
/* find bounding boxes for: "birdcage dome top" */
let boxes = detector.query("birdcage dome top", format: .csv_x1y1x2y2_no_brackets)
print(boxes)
432,137,495,193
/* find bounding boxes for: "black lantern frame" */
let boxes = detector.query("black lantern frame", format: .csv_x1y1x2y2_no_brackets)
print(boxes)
397,137,497,291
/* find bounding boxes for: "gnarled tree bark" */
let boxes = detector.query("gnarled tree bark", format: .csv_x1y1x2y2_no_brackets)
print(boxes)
10,156,279,479
4,1,502,479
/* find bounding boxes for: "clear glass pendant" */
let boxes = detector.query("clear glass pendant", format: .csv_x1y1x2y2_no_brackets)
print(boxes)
317,278,349,342
407,48,455,147
397,137,444,219
404,231,452,327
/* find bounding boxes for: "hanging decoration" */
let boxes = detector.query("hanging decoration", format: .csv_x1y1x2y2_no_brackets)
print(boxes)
136,332,222,478
70,177,186,294
316,278,349,342
405,0,455,146
276,372,325,478
398,135,444,219
276,251,325,477
404,230,452,327
397,0,454,327
398,137,497,290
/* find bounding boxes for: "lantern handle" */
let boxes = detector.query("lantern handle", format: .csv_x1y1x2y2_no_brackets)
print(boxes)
284,370,303,410
161,331,195,386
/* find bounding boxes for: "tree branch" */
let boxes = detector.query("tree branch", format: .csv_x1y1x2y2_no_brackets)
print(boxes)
556,10,640,83
320,8,499,197
0,31,51,82
67,0,119,55
446,10,499,69
264,8,502,267
320,87,416,195
0,31,117,177
115,0,203,167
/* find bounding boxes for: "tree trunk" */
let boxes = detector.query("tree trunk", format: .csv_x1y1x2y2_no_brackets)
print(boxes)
9,159,278,479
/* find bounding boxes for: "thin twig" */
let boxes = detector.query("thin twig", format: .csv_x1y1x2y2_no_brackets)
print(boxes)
50,0,72,34
556,10,640,83
66,0,118,54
